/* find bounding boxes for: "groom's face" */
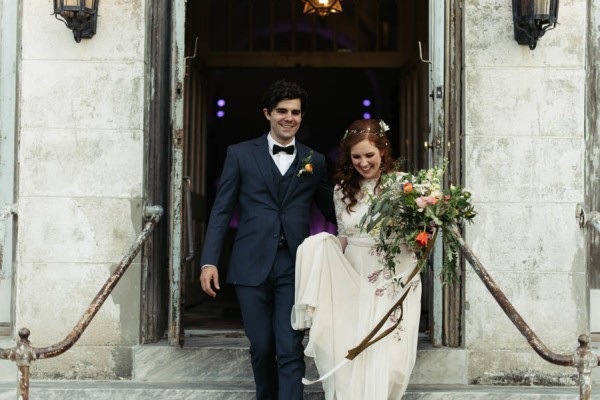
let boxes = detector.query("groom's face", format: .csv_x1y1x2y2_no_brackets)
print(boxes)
264,98,303,146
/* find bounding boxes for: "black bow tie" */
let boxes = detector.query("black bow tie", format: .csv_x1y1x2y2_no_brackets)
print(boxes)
273,144,295,155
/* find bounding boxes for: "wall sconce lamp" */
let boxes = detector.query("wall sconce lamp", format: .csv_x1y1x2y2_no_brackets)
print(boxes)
512,0,559,50
53,0,99,43
302,0,343,17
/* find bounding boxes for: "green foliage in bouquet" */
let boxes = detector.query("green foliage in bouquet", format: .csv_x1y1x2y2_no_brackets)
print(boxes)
359,162,477,284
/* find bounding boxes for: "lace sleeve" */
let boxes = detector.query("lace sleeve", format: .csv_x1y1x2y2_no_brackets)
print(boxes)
334,186,347,237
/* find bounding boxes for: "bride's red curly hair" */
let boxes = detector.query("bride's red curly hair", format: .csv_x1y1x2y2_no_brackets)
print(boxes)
334,119,395,212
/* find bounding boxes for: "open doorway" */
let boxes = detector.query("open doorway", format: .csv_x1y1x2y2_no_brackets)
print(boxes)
185,67,408,330
177,0,437,340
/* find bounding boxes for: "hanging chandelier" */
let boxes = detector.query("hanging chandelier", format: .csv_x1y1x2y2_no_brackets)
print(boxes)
302,0,343,17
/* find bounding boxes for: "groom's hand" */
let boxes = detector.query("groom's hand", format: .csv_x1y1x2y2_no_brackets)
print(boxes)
200,265,220,297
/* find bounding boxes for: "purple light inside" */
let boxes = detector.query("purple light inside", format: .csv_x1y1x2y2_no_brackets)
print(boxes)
363,112,371,119
362,99,371,107
217,99,226,107
217,110,225,118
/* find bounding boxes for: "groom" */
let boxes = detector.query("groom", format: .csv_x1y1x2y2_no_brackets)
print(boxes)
199,79,335,400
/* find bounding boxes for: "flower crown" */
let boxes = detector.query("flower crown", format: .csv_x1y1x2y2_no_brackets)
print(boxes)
343,120,390,141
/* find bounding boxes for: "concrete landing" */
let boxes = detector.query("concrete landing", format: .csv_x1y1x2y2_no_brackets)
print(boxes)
133,332,468,385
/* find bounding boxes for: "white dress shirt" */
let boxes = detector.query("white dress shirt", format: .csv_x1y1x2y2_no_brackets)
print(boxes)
268,133,297,175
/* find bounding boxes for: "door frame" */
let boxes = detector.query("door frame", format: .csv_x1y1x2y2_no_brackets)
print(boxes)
141,0,173,344
167,0,187,347
428,0,465,347
161,0,463,346
428,0,446,347
0,0,19,334
443,0,465,348
586,0,600,334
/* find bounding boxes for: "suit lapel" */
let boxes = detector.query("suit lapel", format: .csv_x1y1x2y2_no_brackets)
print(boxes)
252,135,278,201
281,143,309,205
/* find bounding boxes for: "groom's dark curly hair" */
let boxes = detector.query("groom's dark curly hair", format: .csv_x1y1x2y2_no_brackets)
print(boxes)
334,119,395,212
261,79,308,113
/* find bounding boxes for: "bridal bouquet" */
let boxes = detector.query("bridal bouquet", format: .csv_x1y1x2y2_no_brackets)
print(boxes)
359,162,477,284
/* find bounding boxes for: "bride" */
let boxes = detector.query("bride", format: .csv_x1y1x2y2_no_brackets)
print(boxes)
292,118,422,399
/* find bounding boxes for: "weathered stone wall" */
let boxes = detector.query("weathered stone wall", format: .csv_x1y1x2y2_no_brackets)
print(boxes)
463,0,587,385
15,1,147,379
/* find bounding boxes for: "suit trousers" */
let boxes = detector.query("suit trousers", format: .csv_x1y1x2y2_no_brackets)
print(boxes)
235,248,306,400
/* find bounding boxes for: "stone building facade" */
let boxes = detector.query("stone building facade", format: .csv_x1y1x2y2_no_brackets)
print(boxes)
0,0,598,388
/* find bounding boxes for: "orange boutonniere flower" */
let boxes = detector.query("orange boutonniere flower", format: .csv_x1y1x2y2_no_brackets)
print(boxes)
297,151,314,177
403,182,413,193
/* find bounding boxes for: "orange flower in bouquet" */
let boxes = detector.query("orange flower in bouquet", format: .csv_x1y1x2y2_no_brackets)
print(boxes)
415,231,429,247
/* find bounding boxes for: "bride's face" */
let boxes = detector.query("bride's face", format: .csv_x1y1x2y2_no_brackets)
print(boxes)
350,139,382,180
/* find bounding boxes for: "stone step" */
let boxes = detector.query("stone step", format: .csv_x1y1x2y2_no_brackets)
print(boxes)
3,331,600,398
133,330,468,385
0,381,317,400
0,381,593,400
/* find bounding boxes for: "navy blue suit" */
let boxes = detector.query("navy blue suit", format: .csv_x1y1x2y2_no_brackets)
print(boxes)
200,134,335,400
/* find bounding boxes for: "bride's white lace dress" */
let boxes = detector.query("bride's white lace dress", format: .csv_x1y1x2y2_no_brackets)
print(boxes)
292,179,422,399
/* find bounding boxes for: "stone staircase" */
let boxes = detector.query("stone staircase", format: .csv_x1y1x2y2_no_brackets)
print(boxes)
0,332,596,399
132,332,468,385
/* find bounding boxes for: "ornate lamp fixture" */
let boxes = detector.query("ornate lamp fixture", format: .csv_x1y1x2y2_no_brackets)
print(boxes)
302,0,343,17
512,0,559,50
53,0,99,43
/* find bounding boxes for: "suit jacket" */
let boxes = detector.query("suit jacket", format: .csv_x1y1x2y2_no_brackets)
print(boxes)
200,134,335,286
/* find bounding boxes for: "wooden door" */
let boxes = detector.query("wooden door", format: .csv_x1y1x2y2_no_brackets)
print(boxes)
182,62,208,308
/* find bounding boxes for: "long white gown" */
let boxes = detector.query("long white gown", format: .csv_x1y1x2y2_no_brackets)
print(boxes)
292,179,422,400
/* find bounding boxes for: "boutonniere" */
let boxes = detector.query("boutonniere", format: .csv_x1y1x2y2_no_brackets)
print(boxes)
297,150,314,177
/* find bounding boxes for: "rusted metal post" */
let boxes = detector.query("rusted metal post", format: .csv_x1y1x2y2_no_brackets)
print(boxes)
573,335,599,400
15,329,34,400
0,328,35,400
